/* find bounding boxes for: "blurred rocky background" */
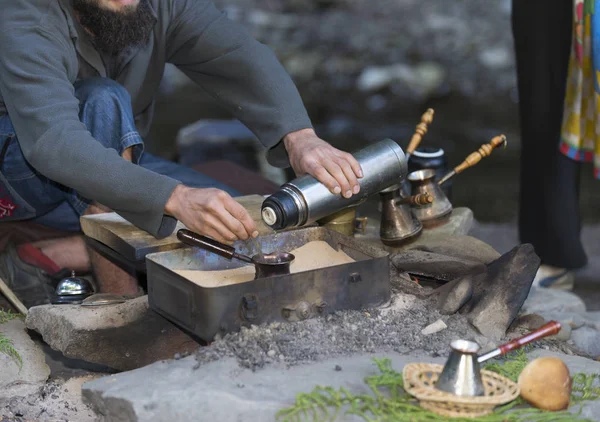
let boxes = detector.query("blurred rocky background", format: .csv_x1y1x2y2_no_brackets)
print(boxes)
146,0,600,223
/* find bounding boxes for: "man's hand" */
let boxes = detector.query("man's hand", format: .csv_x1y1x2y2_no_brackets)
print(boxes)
165,185,258,244
284,128,363,198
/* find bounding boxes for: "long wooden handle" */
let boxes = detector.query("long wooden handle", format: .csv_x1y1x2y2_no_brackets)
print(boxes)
498,321,561,355
177,229,253,263
0,276,28,316
478,321,561,363
397,192,433,206
454,134,506,174
406,109,435,155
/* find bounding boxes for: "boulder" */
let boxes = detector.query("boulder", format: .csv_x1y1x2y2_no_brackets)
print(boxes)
460,244,540,341
522,288,587,315
25,296,199,372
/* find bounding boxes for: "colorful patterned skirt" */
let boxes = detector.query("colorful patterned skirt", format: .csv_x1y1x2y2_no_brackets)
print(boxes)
561,0,600,179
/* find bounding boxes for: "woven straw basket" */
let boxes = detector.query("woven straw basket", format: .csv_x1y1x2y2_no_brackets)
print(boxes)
403,363,520,418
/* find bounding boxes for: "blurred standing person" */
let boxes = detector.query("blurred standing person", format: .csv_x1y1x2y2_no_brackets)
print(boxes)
512,0,587,290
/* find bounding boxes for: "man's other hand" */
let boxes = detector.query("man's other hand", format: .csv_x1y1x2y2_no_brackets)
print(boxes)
283,129,363,198
165,186,258,244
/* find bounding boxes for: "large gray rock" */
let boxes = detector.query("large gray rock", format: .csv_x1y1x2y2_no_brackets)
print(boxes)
522,288,587,315
0,319,50,398
357,208,478,253
25,296,199,372
391,250,486,283
82,352,445,422
423,207,474,237
570,327,600,359
434,277,473,314
424,244,540,339
536,311,586,330
82,349,600,422
402,234,501,265
578,311,600,329
461,244,540,341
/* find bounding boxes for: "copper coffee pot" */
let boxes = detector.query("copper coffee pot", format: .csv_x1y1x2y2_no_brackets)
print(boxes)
410,135,507,227
378,109,435,243
379,188,433,246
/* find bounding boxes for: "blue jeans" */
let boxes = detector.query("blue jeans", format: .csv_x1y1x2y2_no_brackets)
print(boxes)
0,77,239,232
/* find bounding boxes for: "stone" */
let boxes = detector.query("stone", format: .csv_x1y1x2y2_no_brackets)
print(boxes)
402,234,501,265
552,324,572,342
570,327,600,359
479,47,512,69
581,311,600,330
25,296,199,372
460,244,540,341
423,207,474,237
356,63,445,100
391,250,486,283
0,319,50,398
536,312,586,330
83,352,445,422
356,65,400,92
432,277,473,315
421,319,447,335
521,288,587,315
356,209,484,262
82,350,600,422
283,52,323,80
509,314,547,332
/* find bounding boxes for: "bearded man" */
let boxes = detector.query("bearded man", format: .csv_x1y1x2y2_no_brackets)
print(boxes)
0,0,363,307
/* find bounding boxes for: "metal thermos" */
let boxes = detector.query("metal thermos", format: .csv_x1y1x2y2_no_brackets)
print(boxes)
261,138,408,230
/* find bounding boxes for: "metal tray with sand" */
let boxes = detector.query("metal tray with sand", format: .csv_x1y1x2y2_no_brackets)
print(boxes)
146,226,390,341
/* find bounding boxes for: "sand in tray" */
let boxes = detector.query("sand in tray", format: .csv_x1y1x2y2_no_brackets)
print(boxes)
174,240,355,288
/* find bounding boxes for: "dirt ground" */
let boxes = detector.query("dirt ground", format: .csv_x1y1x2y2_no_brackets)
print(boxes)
1,376,100,422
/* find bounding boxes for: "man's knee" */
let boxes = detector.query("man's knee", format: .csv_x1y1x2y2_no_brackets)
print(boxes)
74,77,131,107
83,202,112,216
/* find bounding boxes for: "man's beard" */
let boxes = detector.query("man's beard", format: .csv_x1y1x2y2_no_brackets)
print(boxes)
72,0,155,56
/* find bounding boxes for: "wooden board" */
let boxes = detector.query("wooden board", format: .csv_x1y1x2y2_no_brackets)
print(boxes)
80,195,274,262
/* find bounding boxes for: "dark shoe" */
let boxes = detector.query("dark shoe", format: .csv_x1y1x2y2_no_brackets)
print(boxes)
0,244,56,308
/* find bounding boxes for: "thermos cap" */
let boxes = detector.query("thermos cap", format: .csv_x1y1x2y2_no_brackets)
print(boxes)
262,207,278,226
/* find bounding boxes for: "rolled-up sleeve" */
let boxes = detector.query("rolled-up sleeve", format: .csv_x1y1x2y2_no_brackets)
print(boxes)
165,0,313,167
0,27,180,238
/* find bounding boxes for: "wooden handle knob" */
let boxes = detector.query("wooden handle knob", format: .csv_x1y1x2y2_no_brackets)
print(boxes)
397,192,433,206
406,108,435,154
454,134,507,174
497,321,561,356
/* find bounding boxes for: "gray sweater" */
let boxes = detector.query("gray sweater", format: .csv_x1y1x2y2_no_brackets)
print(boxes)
0,0,312,238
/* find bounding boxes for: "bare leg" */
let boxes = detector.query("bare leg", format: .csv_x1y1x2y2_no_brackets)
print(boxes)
30,205,138,294
88,247,138,295
32,236,90,272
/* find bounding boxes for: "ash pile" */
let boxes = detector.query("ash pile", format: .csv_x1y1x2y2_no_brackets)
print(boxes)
194,229,575,371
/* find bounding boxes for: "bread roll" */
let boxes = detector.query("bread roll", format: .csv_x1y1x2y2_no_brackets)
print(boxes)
518,357,571,411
